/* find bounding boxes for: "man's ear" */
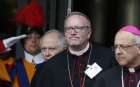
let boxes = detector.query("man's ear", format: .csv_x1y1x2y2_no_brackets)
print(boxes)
88,30,92,39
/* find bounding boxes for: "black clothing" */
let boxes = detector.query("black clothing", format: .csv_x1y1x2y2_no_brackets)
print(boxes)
94,65,140,87
0,79,11,87
31,44,117,87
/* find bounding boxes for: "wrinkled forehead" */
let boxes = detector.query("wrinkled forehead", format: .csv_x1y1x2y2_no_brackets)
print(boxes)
43,35,59,43
42,32,60,40
114,31,135,44
64,15,90,27
41,38,60,49
41,34,60,45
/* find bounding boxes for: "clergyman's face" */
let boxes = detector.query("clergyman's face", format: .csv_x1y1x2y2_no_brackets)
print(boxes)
40,33,63,60
64,15,91,47
114,31,140,67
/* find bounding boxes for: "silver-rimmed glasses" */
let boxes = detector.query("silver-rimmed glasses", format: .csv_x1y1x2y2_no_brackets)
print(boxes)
64,26,90,32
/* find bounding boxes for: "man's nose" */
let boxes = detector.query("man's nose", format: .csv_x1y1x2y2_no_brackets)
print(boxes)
115,46,123,55
44,49,51,57
30,38,36,43
70,30,78,36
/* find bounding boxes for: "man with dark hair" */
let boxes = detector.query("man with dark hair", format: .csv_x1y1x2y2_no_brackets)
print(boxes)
16,29,45,87
0,29,44,87
31,12,117,87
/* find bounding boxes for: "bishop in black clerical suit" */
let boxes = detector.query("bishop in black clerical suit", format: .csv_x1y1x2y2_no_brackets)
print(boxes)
94,65,140,87
31,44,117,87
31,11,118,87
94,25,140,87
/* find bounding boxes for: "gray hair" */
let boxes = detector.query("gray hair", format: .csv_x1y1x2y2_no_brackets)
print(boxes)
41,29,67,49
134,35,140,44
64,11,91,31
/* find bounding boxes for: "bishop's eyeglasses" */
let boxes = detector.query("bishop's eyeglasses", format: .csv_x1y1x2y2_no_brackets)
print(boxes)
112,44,139,51
64,26,90,32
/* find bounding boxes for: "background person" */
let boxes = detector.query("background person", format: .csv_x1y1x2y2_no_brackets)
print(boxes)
31,29,67,86
94,25,140,87
0,29,44,87
16,29,45,87
0,34,26,87
40,29,67,60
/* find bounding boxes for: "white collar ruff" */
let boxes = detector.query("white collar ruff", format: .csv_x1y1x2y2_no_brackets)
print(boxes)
24,51,45,64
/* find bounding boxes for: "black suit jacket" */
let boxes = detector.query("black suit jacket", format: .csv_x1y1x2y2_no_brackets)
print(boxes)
31,44,117,87
94,66,122,87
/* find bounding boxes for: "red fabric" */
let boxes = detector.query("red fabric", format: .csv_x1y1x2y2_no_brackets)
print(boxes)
0,40,6,53
15,7,27,24
15,0,45,28
124,70,139,87
70,50,89,87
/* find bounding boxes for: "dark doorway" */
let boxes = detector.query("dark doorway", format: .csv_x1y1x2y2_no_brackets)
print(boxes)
73,0,140,46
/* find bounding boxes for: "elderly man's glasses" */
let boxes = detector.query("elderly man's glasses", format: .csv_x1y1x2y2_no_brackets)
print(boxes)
112,44,139,51
65,26,90,32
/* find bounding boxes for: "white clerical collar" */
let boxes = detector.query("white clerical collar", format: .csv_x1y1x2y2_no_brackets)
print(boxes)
24,51,45,64
128,68,135,73
69,43,90,56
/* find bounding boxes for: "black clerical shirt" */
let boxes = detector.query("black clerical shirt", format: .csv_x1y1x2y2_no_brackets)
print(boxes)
123,67,140,87
68,49,90,87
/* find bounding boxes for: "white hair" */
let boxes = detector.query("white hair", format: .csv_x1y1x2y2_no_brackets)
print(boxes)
42,29,67,49
64,12,92,31
134,35,140,44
